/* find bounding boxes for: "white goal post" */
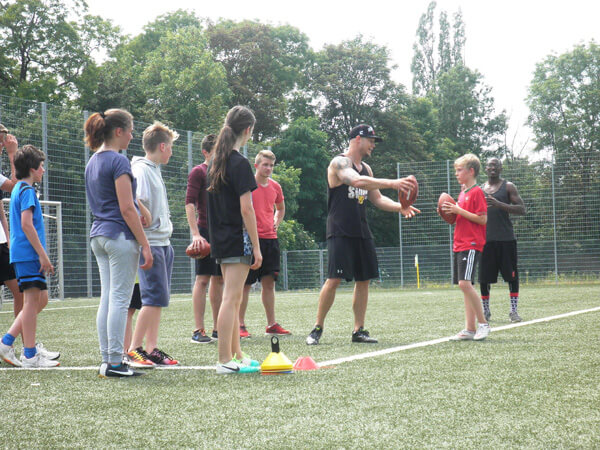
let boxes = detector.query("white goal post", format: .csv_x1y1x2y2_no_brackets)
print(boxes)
1,198,64,302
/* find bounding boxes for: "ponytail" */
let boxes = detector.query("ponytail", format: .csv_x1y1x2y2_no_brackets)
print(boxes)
208,106,256,193
84,108,133,151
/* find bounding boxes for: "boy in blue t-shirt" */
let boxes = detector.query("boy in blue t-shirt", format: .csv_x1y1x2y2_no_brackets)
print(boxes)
0,145,59,368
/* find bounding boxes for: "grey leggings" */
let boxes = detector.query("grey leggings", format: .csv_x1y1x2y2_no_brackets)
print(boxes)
91,233,140,364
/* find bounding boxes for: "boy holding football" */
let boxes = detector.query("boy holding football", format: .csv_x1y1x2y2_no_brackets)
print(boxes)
440,153,490,341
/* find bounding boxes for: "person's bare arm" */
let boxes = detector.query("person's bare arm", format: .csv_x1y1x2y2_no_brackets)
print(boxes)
115,174,153,270
0,202,9,247
21,208,54,274
330,156,414,192
137,200,152,227
274,201,285,231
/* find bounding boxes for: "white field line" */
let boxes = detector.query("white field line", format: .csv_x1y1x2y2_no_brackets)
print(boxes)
317,305,600,367
1,305,599,372
0,297,191,315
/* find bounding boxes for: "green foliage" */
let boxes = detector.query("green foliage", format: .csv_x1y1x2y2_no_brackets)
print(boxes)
277,219,317,250
309,35,403,151
272,161,300,217
272,117,329,241
411,1,465,96
527,41,600,243
0,0,119,102
433,65,507,156
206,20,311,141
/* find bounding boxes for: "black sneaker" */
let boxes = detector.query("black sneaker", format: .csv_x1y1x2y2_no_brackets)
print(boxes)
306,326,323,345
211,330,218,340
191,329,213,344
98,362,144,378
352,327,378,343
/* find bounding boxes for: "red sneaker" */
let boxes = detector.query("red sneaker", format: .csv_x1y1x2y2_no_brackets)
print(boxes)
239,325,251,338
265,323,291,336
147,348,179,366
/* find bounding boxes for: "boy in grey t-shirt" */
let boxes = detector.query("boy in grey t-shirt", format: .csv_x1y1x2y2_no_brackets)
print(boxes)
127,122,179,367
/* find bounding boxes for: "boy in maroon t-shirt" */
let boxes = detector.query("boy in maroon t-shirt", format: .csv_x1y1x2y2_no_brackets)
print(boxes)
238,150,290,337
440,153,490,341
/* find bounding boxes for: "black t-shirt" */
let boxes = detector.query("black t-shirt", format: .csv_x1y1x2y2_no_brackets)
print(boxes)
326,156,373,239
207,150,257,258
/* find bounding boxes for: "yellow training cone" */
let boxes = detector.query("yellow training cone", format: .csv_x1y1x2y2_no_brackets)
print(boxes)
260,336,293,373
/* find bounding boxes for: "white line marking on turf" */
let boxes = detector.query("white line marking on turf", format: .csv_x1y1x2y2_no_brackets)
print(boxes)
317,305,600,367
1,306,599,372
0,365,216,372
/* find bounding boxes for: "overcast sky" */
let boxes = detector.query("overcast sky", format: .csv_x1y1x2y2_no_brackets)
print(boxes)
88,0,600,155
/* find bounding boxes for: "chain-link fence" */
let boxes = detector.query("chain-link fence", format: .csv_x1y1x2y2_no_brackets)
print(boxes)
1,94,599,299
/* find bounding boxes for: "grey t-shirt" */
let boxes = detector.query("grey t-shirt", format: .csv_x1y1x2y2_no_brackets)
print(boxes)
131,156,172,246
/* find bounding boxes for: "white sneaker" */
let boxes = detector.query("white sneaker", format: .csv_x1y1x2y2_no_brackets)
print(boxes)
20,352,60,368
36,342,60,360
473,323,491,341
0,342,22,367
216,360,242,374
449,329,475,341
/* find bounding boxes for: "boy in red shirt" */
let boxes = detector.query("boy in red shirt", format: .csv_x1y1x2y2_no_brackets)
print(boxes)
440,153,491,341
238,150,290,337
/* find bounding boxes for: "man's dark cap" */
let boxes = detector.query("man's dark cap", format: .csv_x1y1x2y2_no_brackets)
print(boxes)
349,124,382,142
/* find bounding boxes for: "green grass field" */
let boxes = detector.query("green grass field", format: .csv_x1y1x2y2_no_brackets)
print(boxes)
1,283,599,448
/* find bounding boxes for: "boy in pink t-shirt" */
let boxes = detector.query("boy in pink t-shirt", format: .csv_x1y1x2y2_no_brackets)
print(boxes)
238,150,290,337
440,153,490,341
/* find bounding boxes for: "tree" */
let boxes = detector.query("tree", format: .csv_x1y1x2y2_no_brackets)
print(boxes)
79,11,229,132
411,1,465,96
272,117,329,241
206,20,311,141
434,65,507,156
527,41,600,242
309,35,403,151
0,0,119,102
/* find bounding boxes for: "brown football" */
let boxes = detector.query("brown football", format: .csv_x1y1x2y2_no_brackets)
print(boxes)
398,175,418,208
186,238,211,259
438,192,457,224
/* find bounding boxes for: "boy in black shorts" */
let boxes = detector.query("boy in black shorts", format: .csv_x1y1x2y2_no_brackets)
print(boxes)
238,150,289,337
306,124,419,345
480,158,526,322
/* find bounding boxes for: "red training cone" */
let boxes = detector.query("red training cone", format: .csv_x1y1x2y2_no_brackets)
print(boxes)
293,356,319,371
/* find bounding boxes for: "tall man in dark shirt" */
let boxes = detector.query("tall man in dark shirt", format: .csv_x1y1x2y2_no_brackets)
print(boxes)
480,158,526,322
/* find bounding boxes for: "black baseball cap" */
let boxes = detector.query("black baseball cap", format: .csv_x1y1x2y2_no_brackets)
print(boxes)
349,124,382,142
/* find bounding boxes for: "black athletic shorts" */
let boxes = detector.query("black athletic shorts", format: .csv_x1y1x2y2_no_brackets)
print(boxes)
246,238,280,285
128,282,142,310
194,227,221,277
479,240,518,284
327,236,378,282
453,249,481,285
0,243,16,285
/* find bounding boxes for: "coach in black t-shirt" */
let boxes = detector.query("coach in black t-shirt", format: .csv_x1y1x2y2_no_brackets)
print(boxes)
306,124,420,346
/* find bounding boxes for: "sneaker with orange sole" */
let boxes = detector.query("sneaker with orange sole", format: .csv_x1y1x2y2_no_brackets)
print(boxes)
127,347,155,368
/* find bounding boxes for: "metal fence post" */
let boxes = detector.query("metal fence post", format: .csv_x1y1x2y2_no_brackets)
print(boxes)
447,160,453,285
188,131,194,288
41,102,49,204
397,163,404,288
84,111,93,297
551,157,559,284
319,249,324,286
282,250,288,290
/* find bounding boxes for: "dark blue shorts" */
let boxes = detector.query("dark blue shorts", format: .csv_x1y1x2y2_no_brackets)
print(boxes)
0,243,16,285
13,260,47,292
138,245,174,308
